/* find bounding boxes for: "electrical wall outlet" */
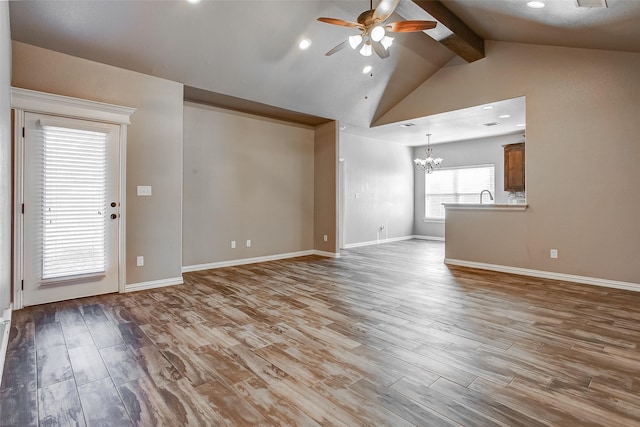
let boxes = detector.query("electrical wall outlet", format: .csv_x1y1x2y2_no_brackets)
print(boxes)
137,185,152,196
323,235,328,242
246,240,251,247
550,249,558,259
136,256,144,266
231,240,236,249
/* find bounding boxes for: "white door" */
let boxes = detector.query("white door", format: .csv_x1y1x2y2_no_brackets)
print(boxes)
22,112,121,306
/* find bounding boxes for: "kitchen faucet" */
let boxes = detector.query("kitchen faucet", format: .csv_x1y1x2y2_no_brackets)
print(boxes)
480,190,494,204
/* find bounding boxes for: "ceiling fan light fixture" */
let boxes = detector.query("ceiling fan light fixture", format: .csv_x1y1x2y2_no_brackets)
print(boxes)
360,42,373,57
349,34,363,49
381,35,394,50
371,25,386,42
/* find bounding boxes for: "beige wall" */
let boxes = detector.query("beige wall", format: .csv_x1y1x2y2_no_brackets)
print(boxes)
340,133,414,246
182,102,315,267
314,121,338,253
12,41,184,286
381,41,640,284
0,2,11,309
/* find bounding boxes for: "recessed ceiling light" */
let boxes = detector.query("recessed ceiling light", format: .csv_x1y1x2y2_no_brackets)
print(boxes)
498,114,511,118
298,39,312,50
186,0,201,4
362,65,372,74
482,105,494,110
527,1,546,8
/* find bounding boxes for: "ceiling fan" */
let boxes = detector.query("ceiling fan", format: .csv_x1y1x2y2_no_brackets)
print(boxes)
317,0,437,59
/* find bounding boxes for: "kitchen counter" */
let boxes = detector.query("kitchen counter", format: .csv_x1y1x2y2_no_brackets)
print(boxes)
443,203,528,211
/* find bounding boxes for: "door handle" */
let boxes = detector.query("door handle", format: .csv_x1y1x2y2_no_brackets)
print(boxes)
110,213,118,220
111,202,117,207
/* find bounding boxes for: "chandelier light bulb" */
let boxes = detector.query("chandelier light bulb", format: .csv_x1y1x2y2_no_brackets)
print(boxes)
349,34,363,49
371,25,386,42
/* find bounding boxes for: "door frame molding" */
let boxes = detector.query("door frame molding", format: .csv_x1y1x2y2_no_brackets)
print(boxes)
11,87,135,309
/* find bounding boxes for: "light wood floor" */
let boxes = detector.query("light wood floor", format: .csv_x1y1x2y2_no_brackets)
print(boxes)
2,240,640,426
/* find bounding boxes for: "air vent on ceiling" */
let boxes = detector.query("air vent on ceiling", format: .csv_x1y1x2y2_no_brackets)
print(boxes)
483,122,499,127
575,0,607,8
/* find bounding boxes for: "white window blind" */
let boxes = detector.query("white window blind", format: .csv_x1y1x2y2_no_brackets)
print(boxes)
425,165,495,220
41,125,108,280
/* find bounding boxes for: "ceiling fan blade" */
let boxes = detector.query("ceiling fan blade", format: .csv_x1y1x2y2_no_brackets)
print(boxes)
386,20,437,33
372,41,390,59
325,40,349,56
372,0,400,23
317,17,362,28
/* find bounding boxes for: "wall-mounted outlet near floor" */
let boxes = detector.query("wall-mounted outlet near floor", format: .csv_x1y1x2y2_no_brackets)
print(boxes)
136,256,144,267
246,240,251,247
231,240,236,249
323,235,328,242
550,249,558,259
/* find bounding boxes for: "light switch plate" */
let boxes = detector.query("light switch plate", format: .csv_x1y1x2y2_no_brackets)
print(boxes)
137,185,152,196
136,256,144,266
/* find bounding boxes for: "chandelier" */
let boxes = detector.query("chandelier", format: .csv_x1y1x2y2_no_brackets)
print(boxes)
413,133,443,173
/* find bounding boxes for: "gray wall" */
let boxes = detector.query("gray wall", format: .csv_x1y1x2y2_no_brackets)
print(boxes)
414,133,524,239
380,41,640,284
0,2,11,310
12,41,184,286
182,102,315,267
340,133,414,246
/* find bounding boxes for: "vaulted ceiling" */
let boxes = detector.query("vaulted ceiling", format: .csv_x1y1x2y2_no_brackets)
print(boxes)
9,1,640,144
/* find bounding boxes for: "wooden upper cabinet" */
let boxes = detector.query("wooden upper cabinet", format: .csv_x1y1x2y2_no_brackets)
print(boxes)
504,142,525,192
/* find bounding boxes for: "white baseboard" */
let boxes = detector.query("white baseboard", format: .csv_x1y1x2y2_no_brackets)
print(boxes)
182,249,340,273
0,304,13,387
445,258,640,293
412,235,445,242
126,276,184,293
313,250,341,258
344,235,415,249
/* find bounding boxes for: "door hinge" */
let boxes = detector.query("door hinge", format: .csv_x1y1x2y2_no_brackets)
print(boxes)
21,203,24,214
21,280,24,290
22,127,25,138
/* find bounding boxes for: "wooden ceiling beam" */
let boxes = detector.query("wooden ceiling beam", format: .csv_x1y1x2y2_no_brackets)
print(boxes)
409,0,485,63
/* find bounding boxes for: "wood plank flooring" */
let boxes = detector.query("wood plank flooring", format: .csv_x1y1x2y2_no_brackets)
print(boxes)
2,240,640,426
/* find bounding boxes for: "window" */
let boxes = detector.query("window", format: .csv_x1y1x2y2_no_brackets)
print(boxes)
425,165,495,220
41,124,108,280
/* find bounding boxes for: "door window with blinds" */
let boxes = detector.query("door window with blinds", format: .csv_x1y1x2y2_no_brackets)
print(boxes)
424,165,495,220
22,111,121,307
40,124,108,280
